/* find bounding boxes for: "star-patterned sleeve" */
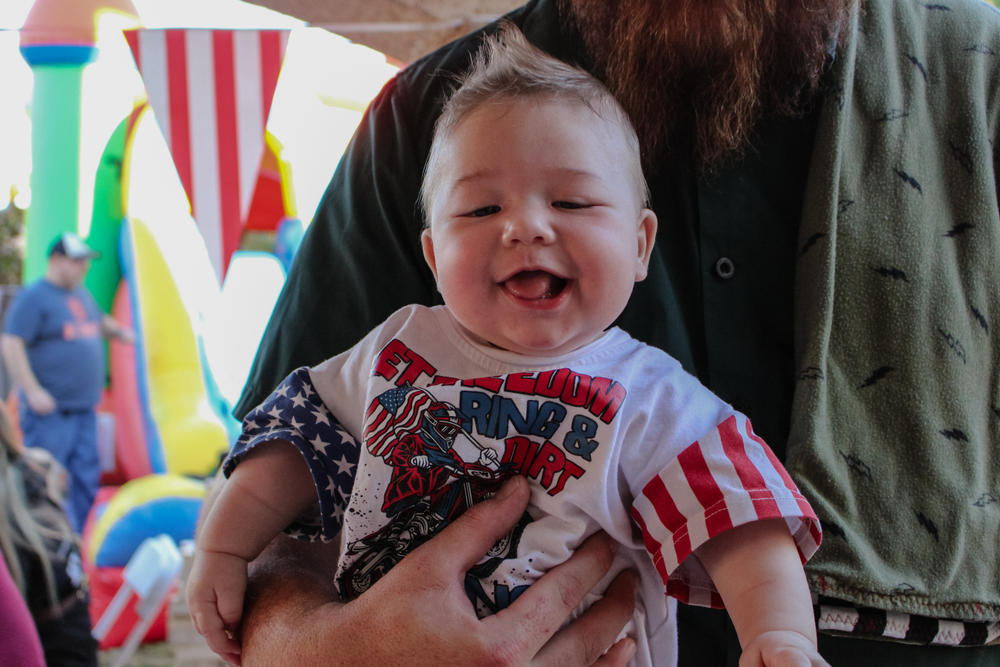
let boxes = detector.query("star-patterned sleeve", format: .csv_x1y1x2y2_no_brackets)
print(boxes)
223,367,359,542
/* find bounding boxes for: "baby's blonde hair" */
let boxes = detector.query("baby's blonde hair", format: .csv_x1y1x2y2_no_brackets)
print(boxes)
420,23,649,224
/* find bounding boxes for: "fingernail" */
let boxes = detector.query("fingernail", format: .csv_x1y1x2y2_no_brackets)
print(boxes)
496,476,523,500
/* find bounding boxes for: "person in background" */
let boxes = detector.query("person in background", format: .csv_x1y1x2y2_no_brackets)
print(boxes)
229,0,1000,664
0,401,97,666
1,232,133,532
0,554,46,667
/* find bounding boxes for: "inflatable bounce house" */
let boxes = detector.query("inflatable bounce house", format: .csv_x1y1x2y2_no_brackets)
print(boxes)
17,0,300,650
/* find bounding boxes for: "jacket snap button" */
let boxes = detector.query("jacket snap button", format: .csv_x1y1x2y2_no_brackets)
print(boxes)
714,257,735,279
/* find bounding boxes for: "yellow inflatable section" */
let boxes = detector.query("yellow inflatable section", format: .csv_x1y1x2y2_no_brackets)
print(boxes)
120,216,229,476
86,474,206,567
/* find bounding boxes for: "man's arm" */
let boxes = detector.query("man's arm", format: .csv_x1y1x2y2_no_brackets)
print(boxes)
0,334,55,415
101,315,134,343
225,476,638,666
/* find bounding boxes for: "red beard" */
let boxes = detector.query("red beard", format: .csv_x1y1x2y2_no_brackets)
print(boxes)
563,0,852,170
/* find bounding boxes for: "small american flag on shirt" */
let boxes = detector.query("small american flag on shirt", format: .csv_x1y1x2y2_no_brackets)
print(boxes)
363,386,434,459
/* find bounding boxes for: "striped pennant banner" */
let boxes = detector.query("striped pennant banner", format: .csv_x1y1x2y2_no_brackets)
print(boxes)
124,28,289,280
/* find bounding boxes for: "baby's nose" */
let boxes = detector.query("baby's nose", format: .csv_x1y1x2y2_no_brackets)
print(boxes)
502,206,555,245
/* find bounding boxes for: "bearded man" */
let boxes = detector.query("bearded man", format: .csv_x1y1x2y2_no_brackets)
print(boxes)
219,0,1000,664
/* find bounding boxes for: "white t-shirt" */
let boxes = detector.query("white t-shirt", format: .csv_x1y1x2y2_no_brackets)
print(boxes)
228,304,821,666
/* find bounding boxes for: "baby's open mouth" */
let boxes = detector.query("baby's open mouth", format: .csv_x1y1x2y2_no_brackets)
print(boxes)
501,270,568,300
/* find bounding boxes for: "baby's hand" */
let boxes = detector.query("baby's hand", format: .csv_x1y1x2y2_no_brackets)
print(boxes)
740,630,830,667
186,549,250,665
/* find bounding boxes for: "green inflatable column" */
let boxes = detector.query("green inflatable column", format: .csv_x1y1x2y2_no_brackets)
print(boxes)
18,0,139,283
18,45,95,282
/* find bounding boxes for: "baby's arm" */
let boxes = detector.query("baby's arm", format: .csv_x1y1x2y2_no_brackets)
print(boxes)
695,518,828,667
187,440,316,664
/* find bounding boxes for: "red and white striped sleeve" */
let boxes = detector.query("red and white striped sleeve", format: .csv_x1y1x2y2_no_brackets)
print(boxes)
630,414,821,608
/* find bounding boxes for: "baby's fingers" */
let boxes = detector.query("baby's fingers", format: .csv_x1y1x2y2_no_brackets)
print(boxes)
740,631,829,667
216,576,247,629
762,650,811,667
195,606,242,665
188,587,243,663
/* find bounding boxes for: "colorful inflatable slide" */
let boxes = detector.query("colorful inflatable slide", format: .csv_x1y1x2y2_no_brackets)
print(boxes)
16,9,388,646
80,99,292,648
69,84,291,646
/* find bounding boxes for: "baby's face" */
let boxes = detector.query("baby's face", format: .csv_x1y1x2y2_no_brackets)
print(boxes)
421,97,656,357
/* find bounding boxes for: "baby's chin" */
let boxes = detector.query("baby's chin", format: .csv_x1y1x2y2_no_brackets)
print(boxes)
487,331,603,358
453,313,602,357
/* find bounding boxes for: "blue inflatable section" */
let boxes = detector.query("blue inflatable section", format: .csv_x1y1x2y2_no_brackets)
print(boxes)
93,496,201,567
89,474,206,568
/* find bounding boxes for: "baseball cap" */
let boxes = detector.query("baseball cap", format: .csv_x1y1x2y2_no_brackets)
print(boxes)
48,232,100,260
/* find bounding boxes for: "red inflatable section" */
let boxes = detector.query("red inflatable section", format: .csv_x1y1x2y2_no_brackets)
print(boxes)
88,566,172,649
109,281,153,479
82,488,173,649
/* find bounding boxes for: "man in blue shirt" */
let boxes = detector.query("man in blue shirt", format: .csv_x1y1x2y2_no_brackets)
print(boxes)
1,233,132,531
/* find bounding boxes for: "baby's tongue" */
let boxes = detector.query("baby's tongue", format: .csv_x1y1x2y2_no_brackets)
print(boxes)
504,271,560,300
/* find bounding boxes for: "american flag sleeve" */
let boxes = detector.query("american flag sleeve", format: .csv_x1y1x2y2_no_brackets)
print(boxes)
224,367,360,542
630,414,822,608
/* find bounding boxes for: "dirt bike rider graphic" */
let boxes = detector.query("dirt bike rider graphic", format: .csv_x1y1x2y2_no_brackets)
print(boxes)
339,395,515,598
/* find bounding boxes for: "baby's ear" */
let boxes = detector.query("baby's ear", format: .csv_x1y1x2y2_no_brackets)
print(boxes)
420,228,439,280
634,208,658,282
